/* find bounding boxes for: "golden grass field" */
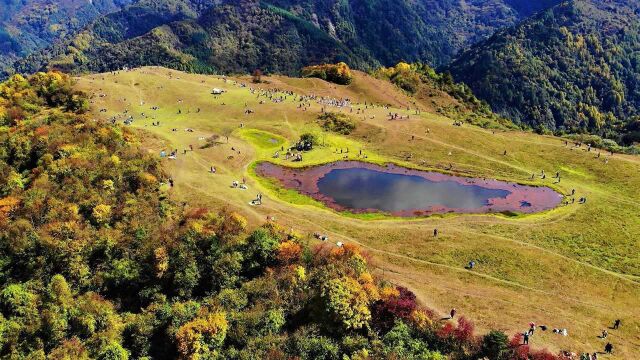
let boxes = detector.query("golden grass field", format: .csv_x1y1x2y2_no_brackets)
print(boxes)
76,67,640,358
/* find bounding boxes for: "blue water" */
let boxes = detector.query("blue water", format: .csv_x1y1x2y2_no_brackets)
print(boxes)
316,167,511,212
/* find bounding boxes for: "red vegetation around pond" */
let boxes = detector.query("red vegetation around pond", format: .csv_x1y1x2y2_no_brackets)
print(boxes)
255,161,563,217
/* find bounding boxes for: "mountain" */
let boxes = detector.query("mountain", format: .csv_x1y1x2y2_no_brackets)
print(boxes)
0,0,133,74
8,0,561,77
260,0,562,68
447,0,640,145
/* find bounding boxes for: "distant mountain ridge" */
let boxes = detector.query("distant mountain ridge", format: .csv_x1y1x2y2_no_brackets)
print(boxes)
447,0,640,144
0,0,134,74
7,0,562,77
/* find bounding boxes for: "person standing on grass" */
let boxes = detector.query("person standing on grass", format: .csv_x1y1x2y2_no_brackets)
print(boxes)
523,332,529,345
613,319,621,329
450,308,456,319
434,228,438,237
604,342,613,354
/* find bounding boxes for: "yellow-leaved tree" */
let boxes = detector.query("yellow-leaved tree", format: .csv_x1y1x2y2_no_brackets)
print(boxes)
175,312,228,360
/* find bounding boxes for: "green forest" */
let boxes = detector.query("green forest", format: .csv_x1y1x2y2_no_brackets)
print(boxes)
448,0,640,147
9,0,560,77
0,0,133,74
0,73,564,359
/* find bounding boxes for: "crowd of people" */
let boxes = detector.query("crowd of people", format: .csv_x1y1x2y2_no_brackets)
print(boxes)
518,319,622,358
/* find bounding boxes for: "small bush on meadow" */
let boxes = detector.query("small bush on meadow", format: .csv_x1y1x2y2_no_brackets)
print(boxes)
318,112,356,135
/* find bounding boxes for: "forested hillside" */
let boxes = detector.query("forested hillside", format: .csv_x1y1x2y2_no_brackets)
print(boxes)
0,72,563,359
0,0,133,74
8,0,561,77
448,0,640,145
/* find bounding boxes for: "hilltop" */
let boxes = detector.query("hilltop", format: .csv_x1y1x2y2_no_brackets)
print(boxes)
1,0,639,358
73,67,640,357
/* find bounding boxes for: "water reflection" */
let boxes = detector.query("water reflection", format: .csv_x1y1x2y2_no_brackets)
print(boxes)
254,161,562,216
318,168,510,212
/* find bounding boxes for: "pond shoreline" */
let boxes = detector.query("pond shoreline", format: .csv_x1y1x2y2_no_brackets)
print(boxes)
254,160,564,217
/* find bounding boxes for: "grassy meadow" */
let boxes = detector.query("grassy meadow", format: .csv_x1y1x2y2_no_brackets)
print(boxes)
76,67,640,357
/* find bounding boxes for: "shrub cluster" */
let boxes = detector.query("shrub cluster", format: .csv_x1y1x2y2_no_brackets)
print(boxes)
318,112,357,135
301,62,354,85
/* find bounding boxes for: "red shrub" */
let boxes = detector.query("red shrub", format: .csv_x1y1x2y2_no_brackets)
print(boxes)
454,316,475,342
371,286,418,331
510,333,524,348
277,241,302,264
505,333,559,360
530,349,559,360
311,243,334,265
34,125,50,137
7,106,25,123
438,321,456,338
388,287,417,319
513,345,531,360
185,207,210,219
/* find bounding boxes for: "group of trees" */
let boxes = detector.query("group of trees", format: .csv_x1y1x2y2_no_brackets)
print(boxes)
1,72,569,359
301,63,354,85
8,0,563,80
373,62,478,103
0,0,133,75
0,71,88,127
447,0,640,147
11,0,367,79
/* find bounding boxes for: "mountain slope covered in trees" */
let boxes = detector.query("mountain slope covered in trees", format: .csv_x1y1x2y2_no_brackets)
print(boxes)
447,0,640,145
0,0,133,74
9,0,561,77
